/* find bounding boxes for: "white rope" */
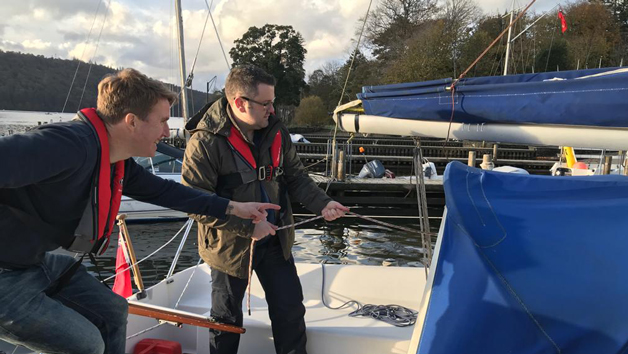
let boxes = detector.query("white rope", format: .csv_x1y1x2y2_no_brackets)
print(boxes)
174,258,203,309
126,322,165,340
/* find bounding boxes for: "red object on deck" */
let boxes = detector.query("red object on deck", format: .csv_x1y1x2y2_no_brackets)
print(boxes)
112,233,132,298
133,338,182,354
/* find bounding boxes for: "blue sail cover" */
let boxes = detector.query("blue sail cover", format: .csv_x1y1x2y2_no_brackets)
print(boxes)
358,67,628,127
417,161,628,354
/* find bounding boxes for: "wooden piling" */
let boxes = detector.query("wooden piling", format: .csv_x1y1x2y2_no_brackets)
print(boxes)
603,155,612,175
493,144,499,164
337,150,346,181
468,151,476,167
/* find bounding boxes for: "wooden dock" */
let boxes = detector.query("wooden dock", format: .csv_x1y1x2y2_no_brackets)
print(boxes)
295,175,444,217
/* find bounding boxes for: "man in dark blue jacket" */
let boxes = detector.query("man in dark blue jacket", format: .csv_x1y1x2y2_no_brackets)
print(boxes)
0,68,279,354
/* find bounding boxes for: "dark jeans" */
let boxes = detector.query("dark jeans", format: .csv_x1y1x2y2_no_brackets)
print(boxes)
0,253,128,354
210,237,307,354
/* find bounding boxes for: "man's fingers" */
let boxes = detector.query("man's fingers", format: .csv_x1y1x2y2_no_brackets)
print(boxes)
259,203,281,211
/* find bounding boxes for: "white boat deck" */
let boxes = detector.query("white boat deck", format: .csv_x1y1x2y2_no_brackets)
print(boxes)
126,263,426,354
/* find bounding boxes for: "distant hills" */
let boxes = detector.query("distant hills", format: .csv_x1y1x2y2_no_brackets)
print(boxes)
0,50,217,115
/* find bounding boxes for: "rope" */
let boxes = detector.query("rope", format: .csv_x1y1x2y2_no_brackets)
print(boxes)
442,0,537,163
245,210,436,316
321,263,417,327
127,322,164,340
331,0,374,182
101,219,193,283
303,156,328,170
127,248,203,340
450,0,537,89
247,239,255,316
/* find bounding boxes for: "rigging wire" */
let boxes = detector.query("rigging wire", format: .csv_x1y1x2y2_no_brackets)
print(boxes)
61,0,104,113
77,0,113,111
329,0,373,185
186,0,213,88
544,12,559,72
442,0,538,154
203,0,231,71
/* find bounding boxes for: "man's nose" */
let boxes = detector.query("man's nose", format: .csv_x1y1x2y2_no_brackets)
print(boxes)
162,122,170,138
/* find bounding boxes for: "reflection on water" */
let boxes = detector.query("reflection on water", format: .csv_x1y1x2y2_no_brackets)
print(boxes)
88,214,442,288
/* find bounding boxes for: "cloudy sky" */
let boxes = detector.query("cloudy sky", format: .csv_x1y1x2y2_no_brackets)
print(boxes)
0,0,558,91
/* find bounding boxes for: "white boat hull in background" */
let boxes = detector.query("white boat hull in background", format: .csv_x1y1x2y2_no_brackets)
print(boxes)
125,263,426,354
119,173,187,221
335,113,628,150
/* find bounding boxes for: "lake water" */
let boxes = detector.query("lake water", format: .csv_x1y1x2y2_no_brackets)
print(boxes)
88,213,443,288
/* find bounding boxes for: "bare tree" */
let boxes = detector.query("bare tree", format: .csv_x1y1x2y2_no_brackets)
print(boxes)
443,0,481,76
363,0,439,60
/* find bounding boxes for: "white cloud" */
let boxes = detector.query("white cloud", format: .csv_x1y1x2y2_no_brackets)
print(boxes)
1,0,560,93
22,39,51,50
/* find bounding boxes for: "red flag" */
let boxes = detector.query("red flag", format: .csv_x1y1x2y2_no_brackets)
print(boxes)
558,10,568,33
112,232,132,298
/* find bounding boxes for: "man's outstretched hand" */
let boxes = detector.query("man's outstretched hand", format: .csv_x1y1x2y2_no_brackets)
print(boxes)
227,201,281,223
321,201,349,221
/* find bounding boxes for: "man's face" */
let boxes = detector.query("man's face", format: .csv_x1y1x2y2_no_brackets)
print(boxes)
237,83,275,130
133,98,170,157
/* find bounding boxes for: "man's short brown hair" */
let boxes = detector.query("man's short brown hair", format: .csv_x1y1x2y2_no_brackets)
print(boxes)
96,68,178,125
225,65,276,101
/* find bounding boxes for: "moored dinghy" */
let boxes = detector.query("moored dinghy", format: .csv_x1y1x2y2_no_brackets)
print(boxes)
334,67,628,150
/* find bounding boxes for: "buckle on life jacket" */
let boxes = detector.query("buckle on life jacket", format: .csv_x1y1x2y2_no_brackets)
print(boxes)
257,165,284,181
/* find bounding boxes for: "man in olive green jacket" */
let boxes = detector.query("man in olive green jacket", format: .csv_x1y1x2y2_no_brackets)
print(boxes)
182,65,348,354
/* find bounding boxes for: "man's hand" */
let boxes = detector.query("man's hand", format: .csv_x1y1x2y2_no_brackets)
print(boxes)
227,201,281,223
321,201,349,221
251,221,278,241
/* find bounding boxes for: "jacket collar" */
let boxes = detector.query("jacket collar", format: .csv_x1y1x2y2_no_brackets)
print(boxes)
186,96,281,148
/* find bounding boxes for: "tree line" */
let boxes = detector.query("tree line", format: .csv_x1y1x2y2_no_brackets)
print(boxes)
3,0,626,127
296,0,628,126
0,50,212,115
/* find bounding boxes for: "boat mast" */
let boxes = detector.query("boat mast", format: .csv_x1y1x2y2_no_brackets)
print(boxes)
175,0,189,123
503,0,516,75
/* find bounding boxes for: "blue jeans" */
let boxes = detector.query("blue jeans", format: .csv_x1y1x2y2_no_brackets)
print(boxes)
0,253,128,354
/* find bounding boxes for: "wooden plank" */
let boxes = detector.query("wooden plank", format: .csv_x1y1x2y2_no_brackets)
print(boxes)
128,301,245,334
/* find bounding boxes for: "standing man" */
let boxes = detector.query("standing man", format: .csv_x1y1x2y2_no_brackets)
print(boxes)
182,65,348,354
0,68,279,354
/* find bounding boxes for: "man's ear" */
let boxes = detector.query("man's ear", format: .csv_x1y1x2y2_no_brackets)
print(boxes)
233,97,247,113
123,113,137,130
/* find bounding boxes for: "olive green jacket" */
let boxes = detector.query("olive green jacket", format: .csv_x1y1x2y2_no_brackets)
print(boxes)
181,97,332,278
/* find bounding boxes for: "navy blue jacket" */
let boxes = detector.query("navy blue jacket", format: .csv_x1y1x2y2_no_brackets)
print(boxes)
0,117,229,268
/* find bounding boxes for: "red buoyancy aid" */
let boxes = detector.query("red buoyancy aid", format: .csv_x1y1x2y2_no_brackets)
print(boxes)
68,108,124,254
217,126,283,194
228,125,282,174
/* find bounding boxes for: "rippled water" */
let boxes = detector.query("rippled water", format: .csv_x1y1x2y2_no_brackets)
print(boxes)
87,212,443,288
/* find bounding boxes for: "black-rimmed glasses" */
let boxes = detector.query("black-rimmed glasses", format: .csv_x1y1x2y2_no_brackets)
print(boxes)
240,96,275,110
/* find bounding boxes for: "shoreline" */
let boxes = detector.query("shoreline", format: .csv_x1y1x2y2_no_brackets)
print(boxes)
0,123,35,136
